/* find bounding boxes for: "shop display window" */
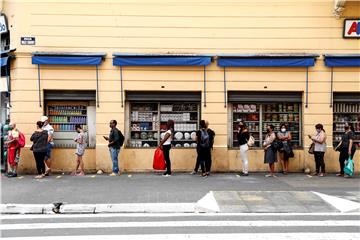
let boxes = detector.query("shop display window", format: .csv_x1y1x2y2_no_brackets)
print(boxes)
46,102,95,148
333,103,360,148
231,103,302,148
128,102,200,148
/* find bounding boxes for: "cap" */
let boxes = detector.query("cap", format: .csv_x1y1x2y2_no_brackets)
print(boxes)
40,116,48,122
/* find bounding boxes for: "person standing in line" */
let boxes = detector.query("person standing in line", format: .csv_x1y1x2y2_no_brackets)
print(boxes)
190,120,215,175
5,123,20,177
41,116,54,176
30,121,48,179
263,124,277,177
159,120,174,177
196,120,211,177
237,121,250,176
308,123,327,177
277,123,293,175
205,120,215,175
72,124,86,176
335,122,356,177
103,120,124,176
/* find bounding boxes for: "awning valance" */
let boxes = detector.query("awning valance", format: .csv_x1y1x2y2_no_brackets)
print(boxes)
324,54,360,67
113,56,211,66
217,57,316,67
32,52,106,107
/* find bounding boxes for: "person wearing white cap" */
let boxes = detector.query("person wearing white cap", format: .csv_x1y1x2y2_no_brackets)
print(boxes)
41,116,54,175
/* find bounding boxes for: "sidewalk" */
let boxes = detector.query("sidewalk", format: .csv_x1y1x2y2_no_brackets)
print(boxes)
1,173,359,214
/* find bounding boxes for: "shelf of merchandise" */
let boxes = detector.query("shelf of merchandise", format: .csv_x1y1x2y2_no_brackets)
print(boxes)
231,103,302,148
47,103,88,148
333,103,360,148
129,103,200,148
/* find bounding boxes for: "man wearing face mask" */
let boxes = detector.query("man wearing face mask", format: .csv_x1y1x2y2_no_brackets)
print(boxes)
277,123,293,175
237,121,250,176
336,122,356,177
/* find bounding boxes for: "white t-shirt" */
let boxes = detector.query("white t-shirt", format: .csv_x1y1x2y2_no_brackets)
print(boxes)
42,123,54,144
163,130,172,145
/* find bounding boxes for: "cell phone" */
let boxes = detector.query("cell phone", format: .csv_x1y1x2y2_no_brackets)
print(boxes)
103,136,108,140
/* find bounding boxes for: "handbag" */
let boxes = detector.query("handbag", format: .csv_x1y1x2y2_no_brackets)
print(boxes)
271,140,283,152
247,135,255,147
308,142,315,154
153,147,166,170
344,157,354,176
334,141,343,152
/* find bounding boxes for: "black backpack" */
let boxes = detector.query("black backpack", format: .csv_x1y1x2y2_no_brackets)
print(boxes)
199,129,210,148
118,129,125,147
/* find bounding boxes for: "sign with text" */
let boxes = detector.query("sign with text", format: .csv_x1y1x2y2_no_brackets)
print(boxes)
21,37,36,45
343,19,360,38
0,15,8,34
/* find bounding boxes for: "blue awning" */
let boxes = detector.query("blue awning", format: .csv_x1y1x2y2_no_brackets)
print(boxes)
32,56,103,66
1,56,9,67
217,57,315,67
324,54,360,67
113,56,212,66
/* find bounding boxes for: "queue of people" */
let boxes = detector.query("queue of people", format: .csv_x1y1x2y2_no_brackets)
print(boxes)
2,117,357,178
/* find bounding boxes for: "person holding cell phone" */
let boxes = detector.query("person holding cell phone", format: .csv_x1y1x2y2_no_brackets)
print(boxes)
103,120,124,176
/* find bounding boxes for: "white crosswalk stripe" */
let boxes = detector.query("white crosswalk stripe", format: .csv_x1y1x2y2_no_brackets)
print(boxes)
1,213,359,239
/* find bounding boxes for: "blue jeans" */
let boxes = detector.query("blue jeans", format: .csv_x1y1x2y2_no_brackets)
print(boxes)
109,147,120,173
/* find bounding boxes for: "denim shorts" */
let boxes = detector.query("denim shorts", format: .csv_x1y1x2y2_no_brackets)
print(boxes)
45,143,53,160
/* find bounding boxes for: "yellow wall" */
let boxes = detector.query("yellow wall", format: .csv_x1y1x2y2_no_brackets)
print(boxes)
2,0,359,174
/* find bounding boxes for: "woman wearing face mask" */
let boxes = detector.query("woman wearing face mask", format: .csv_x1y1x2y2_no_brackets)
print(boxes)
277,123,292,175
237,121,250,176
263,124,277,177
335,122,356,177
308,124,326,177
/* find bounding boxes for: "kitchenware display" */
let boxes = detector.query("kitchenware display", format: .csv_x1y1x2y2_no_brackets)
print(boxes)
140,132,148,140
191,143,197,148
184,132,190,140
143,143,150,147
134,133,140,139
175,144,182,148
153,132,158,139
191,132,197,141
183,143,190,148
175,132,184,140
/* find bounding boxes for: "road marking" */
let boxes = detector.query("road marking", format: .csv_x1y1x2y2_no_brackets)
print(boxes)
1,212,359,220
312,191,360,213
195,191,220,212
1,220,359,230
1,233,359,240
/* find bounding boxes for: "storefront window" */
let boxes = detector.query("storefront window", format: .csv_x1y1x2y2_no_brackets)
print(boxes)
129,102,200,148
231,103,302,148
46,102,95,148
333,103,360,148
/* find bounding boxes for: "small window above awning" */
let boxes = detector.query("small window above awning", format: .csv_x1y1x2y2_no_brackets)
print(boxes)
323,54,360,67
32,52,106,66
217,53,318,67
113,53,212,66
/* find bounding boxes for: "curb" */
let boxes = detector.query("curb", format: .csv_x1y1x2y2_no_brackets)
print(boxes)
0,203,198,214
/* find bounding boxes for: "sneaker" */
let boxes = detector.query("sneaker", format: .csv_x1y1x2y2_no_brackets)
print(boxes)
8,173,17,178
201,173,208,178
265,174,274,177
109,172,117,177
5,172,13,178
240,173,249,176
190,170,197,175
162,173,171,177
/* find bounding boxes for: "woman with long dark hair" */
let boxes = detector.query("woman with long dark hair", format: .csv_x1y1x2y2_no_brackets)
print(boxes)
263,124,277,177
159,120,174,177
237,121,250,176
277,123,293,174
30,121,48,179
335,122,356,177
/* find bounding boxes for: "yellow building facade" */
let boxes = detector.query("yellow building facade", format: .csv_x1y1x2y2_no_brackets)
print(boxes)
1,0,359,174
